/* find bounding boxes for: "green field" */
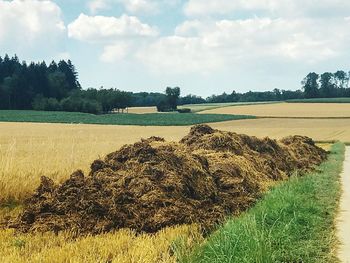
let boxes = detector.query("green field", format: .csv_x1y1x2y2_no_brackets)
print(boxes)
183,143,344,263
178,101,279,113
287,98,350,103
0,110,255,126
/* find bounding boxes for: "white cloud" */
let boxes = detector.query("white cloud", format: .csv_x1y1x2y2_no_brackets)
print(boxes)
101,43,130,62
87,0,179,14
136,17,350,74
0,0,65,45
68,14,158,42
136,36,224,74
0,0,66,61
184,0,350,17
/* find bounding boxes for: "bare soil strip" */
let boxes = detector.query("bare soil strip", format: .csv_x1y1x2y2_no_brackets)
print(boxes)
338,146,350,262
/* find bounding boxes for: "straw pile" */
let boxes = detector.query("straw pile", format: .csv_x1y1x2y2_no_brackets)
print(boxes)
10,125,327,235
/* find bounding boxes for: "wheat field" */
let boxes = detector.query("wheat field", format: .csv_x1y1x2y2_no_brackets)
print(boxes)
0,122,203,262
0,117,349,262
213,118,350,142
0,215,202,263
1,118,349,202
127,107,158,114
200,102,350,117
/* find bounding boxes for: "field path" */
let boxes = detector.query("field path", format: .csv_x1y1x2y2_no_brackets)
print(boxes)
338,146,350,262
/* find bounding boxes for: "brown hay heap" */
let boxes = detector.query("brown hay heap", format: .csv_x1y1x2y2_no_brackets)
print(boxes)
11,125,327,235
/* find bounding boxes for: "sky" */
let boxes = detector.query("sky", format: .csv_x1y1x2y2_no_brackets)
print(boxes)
1,0,350,97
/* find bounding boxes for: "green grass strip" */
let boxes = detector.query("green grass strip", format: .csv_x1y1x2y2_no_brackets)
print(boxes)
287,98,350,103
0,110,255,126
182,143,344,263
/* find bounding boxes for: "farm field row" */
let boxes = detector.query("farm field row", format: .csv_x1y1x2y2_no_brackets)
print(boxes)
213,118,350,142
0,130,344,262
178,101,278,113
200,102,350,118
0,110,253,126
127,106,157,114
127,102,279,114
287,97,350,103
128,99,350,114
1,118,349,202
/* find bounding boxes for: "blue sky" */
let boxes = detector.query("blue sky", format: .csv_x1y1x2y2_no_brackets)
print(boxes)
1,0,350,97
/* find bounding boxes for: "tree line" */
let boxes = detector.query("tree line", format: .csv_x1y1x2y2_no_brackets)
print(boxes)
302,71,350,98
0,55,349,114
0,54,80,110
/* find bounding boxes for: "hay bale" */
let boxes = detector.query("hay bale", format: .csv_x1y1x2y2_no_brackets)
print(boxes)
10,125,327,235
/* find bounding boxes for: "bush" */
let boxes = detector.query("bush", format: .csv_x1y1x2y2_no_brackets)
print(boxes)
156,100,173,112
177,108,191,113
32,95,48,111
46,98,60,111
60,97,102,114
32,95,60,111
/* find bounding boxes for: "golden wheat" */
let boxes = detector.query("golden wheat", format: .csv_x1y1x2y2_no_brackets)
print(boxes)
0,221,202,263
0,122,189,202
200,102,350,117
0,119,345,261
127,107,158,114
0,122,203,262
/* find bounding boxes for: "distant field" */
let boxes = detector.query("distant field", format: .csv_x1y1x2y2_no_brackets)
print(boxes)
287,98,350,103
1,119,349,202
212,118,350,143
0,119,347,262
200,102,350,118
178,101,278,113
0,110,254,126
127,106,157,114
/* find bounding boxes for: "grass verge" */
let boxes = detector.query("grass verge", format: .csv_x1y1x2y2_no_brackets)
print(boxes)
0,110,255,126
287,98,350,103
182,142,344,263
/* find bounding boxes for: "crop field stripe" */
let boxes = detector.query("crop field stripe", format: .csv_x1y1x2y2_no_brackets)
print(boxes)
182,143,344,263
0,110,255,126
287,98,350,103
260,117,350,119
179,101,279,113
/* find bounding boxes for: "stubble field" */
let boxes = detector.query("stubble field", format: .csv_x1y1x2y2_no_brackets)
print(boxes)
200,102,350,118
1,116,350,203
0,102,349,262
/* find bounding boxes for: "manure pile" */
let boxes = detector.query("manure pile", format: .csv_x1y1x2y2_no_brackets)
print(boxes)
10,125,327,235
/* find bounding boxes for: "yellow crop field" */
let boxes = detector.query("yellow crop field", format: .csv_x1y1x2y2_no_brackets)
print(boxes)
1,119,349,203
212,118,350,142
127,107,158,114
0,122,203,263
0,217,201,263
0,119,348,262
0,122,189,202
200,102,350,118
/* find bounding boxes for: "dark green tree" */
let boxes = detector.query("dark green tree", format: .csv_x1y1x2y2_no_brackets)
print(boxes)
302,72,319,98
165,87,181,110
320,72,335,97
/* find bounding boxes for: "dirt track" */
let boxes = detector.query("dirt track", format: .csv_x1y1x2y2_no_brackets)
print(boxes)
338,147,350,263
